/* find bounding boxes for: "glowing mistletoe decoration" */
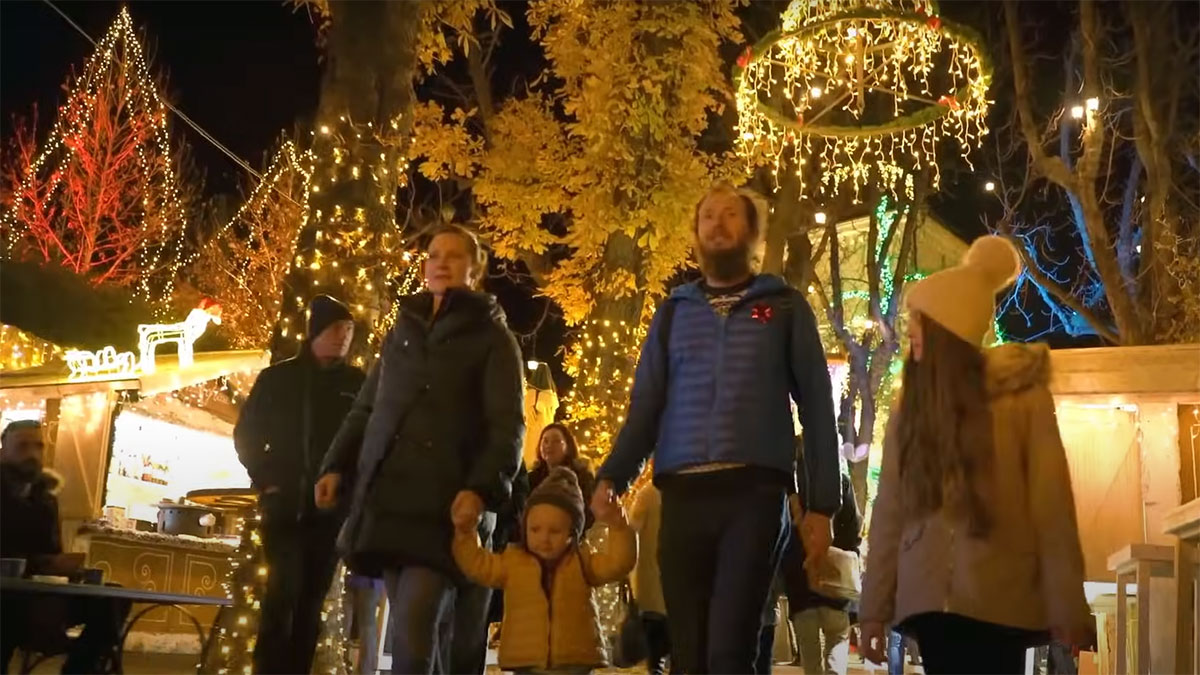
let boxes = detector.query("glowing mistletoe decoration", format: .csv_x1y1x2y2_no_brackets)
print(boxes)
65,299,223,381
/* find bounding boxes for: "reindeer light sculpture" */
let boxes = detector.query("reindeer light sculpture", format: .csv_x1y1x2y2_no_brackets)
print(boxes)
137,299,223,375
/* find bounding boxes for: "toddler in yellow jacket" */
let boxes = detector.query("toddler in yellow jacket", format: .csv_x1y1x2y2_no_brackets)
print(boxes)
453,466,637,674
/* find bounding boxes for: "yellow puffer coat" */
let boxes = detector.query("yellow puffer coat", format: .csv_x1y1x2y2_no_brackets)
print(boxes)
453,525,637,670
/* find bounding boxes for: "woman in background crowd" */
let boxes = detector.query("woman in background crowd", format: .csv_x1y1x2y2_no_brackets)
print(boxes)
528,423,595,529
630,483,669,675
784,468,861,675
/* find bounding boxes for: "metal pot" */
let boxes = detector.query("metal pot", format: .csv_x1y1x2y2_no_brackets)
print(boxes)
156,503,217,537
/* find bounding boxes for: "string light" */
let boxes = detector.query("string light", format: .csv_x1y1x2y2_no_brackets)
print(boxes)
277,113,421,361
1,8,190,309
734,0,993,200
0,325,65,371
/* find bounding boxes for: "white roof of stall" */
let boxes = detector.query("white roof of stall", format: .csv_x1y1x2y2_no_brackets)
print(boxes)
0,350,268,403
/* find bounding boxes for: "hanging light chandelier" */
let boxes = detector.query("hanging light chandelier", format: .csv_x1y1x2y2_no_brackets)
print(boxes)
734,0,992,200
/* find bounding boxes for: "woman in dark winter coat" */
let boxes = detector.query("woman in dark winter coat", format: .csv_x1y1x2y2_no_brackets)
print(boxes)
314,224,525,675
528,423,595,530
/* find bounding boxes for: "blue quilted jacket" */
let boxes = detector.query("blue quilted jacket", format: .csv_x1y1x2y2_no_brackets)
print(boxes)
598,275,842,516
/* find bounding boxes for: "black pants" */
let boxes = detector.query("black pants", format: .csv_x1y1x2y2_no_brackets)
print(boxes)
643,612,671,675
1,590,130,674
254,512,341,675
756,621,775,674
907,612,1043,675
658,475,789,674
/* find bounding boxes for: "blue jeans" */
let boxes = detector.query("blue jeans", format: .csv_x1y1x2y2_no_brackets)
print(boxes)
887,629,906,675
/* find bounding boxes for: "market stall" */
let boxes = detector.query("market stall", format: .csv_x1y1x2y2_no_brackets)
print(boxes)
0,321,268,652
1047,343,1200,674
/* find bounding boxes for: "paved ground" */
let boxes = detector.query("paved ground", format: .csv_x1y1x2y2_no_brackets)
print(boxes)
22,651,895,673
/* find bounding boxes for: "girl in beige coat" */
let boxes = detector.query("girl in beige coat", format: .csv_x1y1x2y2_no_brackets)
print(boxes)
859,236,1092,675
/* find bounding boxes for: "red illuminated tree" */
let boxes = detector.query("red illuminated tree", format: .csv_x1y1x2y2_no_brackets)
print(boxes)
1,8,190,298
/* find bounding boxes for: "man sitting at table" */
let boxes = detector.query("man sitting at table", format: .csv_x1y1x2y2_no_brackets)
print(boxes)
1,419,129,674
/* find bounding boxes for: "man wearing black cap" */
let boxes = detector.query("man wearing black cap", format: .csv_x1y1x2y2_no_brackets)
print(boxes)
234,294,366,674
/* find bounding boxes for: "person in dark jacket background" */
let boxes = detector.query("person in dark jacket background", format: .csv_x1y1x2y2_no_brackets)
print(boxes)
593,182,841,673
234,294,366,675
1,420,129,674
784,467,862,675
315,224,525,675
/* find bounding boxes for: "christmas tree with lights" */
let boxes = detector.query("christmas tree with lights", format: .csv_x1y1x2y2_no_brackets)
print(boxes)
0,7,192,306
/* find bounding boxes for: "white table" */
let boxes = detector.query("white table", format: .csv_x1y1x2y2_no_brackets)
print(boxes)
1107,544,1175,675
1163,498,1200,675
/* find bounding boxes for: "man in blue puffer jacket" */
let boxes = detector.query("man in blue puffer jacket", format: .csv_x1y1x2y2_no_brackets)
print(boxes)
592,181,841,674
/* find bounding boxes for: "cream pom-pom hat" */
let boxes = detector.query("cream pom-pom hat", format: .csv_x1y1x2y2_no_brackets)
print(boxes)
904,235,1022,346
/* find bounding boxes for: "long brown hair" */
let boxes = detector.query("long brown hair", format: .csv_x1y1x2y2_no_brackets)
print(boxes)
896,313,995,537
536,423,580,466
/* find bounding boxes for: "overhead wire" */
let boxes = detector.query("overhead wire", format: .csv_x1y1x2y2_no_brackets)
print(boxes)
40,0,305,208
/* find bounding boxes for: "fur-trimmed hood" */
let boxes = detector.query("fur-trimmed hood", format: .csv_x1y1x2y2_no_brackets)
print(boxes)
38,468,63,495
985,342,1051,397
0,464,64,496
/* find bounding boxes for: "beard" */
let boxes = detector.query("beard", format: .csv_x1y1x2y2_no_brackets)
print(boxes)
698,240,754,284
5,458,41,480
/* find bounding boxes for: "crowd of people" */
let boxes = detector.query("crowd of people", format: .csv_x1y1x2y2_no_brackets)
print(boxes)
0,179,1093,675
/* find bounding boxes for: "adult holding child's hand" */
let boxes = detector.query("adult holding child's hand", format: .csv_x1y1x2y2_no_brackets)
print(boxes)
316,224,525,675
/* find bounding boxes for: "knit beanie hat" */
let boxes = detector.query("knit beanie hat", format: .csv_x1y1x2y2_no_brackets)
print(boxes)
525,466,586,540
904,235,1022,346
307,294,354,340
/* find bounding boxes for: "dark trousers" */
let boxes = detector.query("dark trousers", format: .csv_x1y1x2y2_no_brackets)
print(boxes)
382,567,493,674
254,513,341,675
643,612,671,675
756,622,775,674
383,513,495,675
907,612,1040,675
658,479,789,673
1,591,130,674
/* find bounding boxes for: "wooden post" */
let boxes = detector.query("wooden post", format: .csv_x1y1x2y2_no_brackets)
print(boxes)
1175,541,1196,674
1118,570,1129,675
1137,560,1152,674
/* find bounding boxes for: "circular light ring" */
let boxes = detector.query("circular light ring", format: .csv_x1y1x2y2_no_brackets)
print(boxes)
734,6,992,140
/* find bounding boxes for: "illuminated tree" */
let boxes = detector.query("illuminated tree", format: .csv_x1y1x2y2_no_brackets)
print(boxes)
189,140,313,349
0,8,191,304
775,175,927,511
992,0,1199,345
412,0,745,461
273,1,509,367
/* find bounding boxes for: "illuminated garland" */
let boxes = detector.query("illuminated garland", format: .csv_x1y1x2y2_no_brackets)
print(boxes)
205,513,263,675
734,0,992,199
1,8,189,306
0,325,65,371
276,114,422,367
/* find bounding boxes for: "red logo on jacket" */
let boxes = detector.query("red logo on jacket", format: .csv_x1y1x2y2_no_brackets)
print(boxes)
751,303,774,324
